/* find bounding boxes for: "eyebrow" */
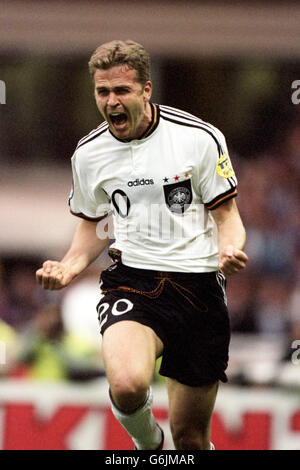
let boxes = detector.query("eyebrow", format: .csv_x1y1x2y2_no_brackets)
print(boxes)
95,85,132,92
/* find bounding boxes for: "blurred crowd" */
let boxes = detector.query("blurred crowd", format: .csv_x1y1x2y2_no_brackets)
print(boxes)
0,113,299,385
0,263,107,382
228,116,300,349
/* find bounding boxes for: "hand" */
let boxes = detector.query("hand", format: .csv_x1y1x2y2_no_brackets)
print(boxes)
218,245,248,276
36,260,75,290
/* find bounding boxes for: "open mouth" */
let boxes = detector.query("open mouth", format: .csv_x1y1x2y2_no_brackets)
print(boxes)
109,112,128,129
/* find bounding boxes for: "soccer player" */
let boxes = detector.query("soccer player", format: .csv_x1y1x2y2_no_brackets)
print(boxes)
36,40,248,450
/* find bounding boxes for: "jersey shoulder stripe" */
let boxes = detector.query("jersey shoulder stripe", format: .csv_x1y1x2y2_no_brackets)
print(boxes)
77,121,107,145
159,105,224,149
160,107,224,156
160,104,204,124
76,122,109,150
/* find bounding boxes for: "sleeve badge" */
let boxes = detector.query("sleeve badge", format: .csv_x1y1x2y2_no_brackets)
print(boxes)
216,154,235,179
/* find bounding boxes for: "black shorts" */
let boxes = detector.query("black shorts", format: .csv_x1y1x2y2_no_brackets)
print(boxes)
97,262,230,387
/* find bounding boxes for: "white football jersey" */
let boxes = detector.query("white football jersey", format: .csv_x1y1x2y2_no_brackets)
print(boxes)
69,104,238,272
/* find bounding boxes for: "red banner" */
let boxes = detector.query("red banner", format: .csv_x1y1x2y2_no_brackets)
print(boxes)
0,380,300,450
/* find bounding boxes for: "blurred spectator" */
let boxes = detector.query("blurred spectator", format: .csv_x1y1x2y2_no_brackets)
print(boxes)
0,262,17,328
0,319,20,377
228,272,291,337
227,271,257,333
226,115,299,344
0,262,44,330
61,270,102,349
8,266,42,329
61,252,112,349
281,254,300,362
238,156,297,278
253,276,291,336
15,303,105,382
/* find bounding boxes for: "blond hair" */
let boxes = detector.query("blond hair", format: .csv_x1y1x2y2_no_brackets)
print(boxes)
88,40,151,85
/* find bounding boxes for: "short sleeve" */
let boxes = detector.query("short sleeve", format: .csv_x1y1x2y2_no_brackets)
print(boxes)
198,130,238,210
68,151,111,221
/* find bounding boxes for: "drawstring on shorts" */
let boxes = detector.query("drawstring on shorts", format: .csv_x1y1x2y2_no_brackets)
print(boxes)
102,275,208,312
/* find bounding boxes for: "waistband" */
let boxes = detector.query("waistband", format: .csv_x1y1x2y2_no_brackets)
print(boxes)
114,261,218,281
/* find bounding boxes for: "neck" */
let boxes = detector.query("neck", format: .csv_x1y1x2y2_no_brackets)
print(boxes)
136,102,153,140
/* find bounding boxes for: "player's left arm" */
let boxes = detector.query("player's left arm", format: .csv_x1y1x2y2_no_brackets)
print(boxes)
211,198,248,275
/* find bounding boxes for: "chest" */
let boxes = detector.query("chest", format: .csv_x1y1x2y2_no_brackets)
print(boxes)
98,133,199,205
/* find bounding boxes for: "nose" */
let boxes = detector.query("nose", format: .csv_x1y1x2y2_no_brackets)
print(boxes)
107,92,119,108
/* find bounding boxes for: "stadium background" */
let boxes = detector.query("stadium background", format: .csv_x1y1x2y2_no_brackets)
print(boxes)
0,0,299,450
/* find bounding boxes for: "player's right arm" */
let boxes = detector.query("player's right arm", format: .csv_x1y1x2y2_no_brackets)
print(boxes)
36,217,111,290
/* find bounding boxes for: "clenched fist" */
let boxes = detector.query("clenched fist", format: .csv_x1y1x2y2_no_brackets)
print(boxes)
36,261,75,290
218,245,248,276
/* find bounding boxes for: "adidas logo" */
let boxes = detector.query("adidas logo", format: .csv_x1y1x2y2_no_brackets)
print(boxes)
127,178,154,187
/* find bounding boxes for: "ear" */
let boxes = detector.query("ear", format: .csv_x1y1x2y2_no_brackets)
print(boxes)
143,81,152,102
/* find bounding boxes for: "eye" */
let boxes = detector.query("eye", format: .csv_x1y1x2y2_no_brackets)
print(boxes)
115,87,130,95
96,88,108,96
